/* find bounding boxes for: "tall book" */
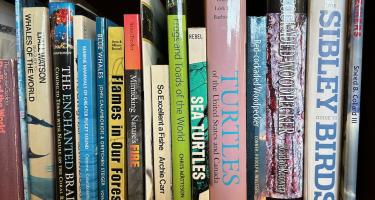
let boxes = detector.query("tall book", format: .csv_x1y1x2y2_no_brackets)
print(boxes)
73,15,96,197
140,1,167,199
49,2,76,199
246,16,267,200
77,39,98,200
23,7,55,200
15,1,31,198
96,17,116,200
151,65,173,200
265,1,307,198
0,59,24,200
206,0,247,199
167,1,191,199
108,26,126,200
124,14,145,200
188,27,209,200
341,1,365,199
305,0,348,199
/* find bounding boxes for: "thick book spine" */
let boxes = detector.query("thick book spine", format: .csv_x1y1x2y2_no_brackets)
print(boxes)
341,1,365,199
265,1,306,198
15,1,31,199
108,27,127,200
246,16,267,200
96,17,115,200
305,0,348,199
124,14,145,200
78,39,98,200
206,0,247,199
23,7,55,200
0,59,24,200
167,1,191,199
151,65,173,200
188,27,209,200
49,3,76,199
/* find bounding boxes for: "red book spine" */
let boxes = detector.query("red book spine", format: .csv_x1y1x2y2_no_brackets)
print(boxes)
0,59,24,199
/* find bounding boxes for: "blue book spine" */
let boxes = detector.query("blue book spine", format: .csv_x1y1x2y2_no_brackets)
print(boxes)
78,39,98,199
15,1,30,199
96,17,115,200
246,16,267,200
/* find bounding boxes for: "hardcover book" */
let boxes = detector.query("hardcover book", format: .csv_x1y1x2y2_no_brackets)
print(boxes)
96,17,116,200
108,26,126,200
265,0,307,198
305,0,348,199
78,39,98,200
188,27,209,200
206,0,247,199
124,14,145,200
0,59,24,200
49,2,76,199
167,1,191,199
151,65,173,200
341,1,365,199
246,16,267,200
23,7,55,200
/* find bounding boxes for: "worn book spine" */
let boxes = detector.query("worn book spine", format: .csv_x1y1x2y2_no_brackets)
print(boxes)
0,59,24,200
246,16,267,200
151,65,173,200
265,0,307,198
108,26,126,200
167,1,191,199
188,27,209,200
23,7,55,200
305,0,348,199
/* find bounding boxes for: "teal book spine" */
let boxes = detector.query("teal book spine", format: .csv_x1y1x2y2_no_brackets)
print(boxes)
78,39,98,200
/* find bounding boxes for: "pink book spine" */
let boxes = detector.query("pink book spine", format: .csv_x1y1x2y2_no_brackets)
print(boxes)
206,0,247,199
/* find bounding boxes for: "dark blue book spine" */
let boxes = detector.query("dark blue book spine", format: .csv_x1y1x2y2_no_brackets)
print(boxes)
96,17,115,200
246,16,267,200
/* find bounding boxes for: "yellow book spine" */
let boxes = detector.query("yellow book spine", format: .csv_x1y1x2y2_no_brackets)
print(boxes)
108,27,126,200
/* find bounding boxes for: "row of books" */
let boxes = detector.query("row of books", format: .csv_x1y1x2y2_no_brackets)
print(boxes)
0,0,365,200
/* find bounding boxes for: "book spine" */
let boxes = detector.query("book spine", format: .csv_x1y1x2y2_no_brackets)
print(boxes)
23,7,55,200
265,1,306,198
0,59,24,200
124,14,145,200
15,1,31,199
108,27,127,200
151,65,173,200
341,1,365,200
246,16,267,200
206,0,247,199
49,3,77,199
167,1,191,199
188,28,209,200
305,0,348,199
78,39,98,200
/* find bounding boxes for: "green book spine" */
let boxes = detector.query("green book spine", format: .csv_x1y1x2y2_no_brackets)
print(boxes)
167,1,191,199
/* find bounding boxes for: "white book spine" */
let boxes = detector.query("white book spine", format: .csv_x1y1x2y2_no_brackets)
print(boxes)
305,0,348,199
151,65,173,200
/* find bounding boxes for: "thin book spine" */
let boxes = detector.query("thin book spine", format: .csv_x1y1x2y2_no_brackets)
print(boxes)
23,7,55,200
167,1,191,199
265,0,306,198
78,39,98,200
304,0,348,199
341,0,365,199
108,27,127,200
151,65,173,200
49,2,77,199
206,0,247,199
246,16,267,200
124,14,145,200
188,27,209,200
